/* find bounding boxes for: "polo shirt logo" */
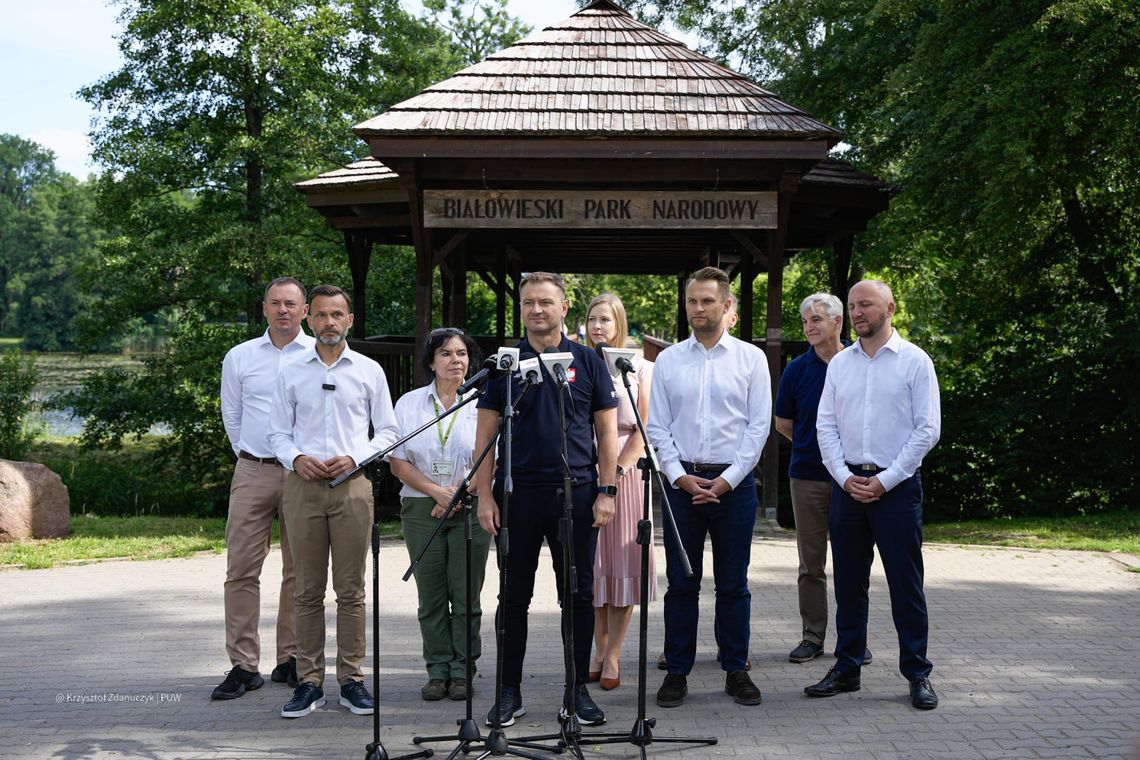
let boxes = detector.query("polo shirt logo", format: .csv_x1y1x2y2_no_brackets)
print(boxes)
567,368,577,383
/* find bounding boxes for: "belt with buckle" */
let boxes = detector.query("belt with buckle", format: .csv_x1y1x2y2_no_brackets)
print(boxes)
681,460,731,476
846,462,882,473
239,451,281,467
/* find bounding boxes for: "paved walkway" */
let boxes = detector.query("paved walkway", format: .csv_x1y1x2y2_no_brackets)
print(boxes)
1,527,1138,759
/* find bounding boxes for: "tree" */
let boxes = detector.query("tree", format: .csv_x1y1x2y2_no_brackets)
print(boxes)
71,0,463,513
424,0,532,65
78,0,460,342
0,135,101,348
625,0,1140,516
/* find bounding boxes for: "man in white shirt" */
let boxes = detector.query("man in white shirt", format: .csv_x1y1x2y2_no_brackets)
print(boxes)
212,277,314,701
268,284,400,719
805,279,941,710
647,266,771,709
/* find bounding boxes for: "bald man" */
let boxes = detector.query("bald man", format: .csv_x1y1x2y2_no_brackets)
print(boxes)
804,280,942,710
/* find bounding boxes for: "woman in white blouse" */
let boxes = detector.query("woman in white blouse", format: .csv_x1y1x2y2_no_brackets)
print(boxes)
388,328,490,703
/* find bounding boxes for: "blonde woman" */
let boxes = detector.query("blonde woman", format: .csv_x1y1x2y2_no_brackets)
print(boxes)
584,293,657,690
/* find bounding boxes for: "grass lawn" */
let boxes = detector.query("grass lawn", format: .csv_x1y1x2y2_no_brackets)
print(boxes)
924,509,1140,556
0,514,403,570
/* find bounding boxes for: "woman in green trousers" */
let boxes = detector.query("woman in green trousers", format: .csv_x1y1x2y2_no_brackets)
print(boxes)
389,328,490,701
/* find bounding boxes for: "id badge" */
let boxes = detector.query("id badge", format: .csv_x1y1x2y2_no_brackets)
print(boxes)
431,460,455,479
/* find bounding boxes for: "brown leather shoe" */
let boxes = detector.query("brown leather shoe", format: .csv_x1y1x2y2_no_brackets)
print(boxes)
587,670,601,683
600,676,620,690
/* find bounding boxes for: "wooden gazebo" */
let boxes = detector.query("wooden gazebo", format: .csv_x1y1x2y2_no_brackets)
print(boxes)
296,0,891,515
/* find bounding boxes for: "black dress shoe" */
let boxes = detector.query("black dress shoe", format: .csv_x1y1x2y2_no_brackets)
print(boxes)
789,640,824,663
270,657,298,688
910,677,938,710
724,670,762,705
656,673,687,708
804,667,861,698
864,648,873,665
211,666,264,700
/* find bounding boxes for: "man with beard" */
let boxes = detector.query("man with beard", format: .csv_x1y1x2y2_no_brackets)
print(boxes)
213,277,314,701
268,284,399,719
648,266,771,709
804,279,941,710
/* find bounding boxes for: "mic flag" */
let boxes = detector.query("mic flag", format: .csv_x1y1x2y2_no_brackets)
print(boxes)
540,346,573,385
518,353,543,385
594,342,636,376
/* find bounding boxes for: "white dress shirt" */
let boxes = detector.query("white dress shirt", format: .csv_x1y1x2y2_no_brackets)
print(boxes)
816,328,941,493
388,382,480,499
647,329,772,489
221,329,315,458
267,344,399,471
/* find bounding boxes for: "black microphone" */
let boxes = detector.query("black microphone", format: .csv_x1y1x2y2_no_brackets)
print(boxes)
595,341,635,374
457,355,498,396
543,345,569,385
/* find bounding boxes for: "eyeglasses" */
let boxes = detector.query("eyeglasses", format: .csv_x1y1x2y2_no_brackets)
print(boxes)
430,327,465,337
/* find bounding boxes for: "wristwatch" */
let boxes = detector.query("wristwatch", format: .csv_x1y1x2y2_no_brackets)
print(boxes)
599,484,618,497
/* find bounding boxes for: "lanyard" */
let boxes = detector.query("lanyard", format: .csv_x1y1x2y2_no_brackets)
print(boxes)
432,396,460,450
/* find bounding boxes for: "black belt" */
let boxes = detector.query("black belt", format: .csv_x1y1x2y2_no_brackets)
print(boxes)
845,462,882,473
681,460,731,476
239,451,281,467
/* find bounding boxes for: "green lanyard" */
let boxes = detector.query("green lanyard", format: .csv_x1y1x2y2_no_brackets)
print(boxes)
432,395,460,450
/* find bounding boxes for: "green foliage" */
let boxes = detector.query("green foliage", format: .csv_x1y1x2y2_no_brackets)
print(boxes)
26,438,219,519
0,350,39,459
77,0,460,342
53,318,245,515
423,0,532,65
0,135,102,349
631,0,1140,517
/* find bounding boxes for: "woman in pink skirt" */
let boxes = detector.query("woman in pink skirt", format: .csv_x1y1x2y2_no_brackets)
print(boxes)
584,293,657,690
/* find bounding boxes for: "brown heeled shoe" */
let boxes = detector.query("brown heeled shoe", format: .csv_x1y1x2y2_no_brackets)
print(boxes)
587,670,601,683
600,676,620,690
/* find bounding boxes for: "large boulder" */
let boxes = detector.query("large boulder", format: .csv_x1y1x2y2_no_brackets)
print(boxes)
0,460,70,542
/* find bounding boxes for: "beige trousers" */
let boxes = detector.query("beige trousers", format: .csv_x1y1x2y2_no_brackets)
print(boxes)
281,470,373,686
224,458,296,671
790,477,832,646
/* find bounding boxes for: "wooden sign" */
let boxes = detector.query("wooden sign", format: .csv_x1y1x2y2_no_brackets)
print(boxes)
423,190,777,229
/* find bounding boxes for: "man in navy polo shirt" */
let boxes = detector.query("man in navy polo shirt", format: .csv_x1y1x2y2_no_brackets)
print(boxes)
474,271,619,728
775,292,856,665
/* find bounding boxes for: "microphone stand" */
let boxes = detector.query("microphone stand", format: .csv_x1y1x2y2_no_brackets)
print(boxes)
346,389,485,760
512,371,589,759
568,360,717,757
415,374,560,760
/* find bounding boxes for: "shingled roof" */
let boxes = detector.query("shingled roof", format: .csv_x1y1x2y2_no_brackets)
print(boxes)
354,0,841,142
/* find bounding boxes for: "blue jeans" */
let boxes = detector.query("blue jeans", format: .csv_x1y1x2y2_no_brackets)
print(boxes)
662,470,757,674
829,469,932,680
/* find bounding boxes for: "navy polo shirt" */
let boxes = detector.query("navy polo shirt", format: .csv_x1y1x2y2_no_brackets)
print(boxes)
478,334,619,486
774,342,848,482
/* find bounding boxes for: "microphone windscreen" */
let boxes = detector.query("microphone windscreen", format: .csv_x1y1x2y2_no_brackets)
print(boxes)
543,345,559,354
594,341,610,358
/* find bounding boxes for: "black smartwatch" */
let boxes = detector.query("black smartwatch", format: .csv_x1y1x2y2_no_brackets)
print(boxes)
599,484,618,497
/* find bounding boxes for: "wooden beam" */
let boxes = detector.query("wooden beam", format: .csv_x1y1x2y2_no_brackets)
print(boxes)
345,232,372,340
369,137,833,162
676,272,689,342
730,231,770,271
328,215,410,230
431,229,472,269
832,236,855,342
761,169,800,519
401,163,433,386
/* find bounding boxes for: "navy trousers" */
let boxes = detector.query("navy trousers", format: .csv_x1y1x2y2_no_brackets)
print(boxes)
662,471,757,674
493,480,598,688
829,468,932,680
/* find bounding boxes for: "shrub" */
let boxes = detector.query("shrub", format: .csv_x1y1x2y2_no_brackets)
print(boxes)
0,350,39,459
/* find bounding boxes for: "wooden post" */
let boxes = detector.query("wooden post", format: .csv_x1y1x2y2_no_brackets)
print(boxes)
402,165,433,386
832,235,854,341
739,243,755,342
451,242,468,328
345,232,372,340
495,244,506,344
676,272,689,342
762,171,800,519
